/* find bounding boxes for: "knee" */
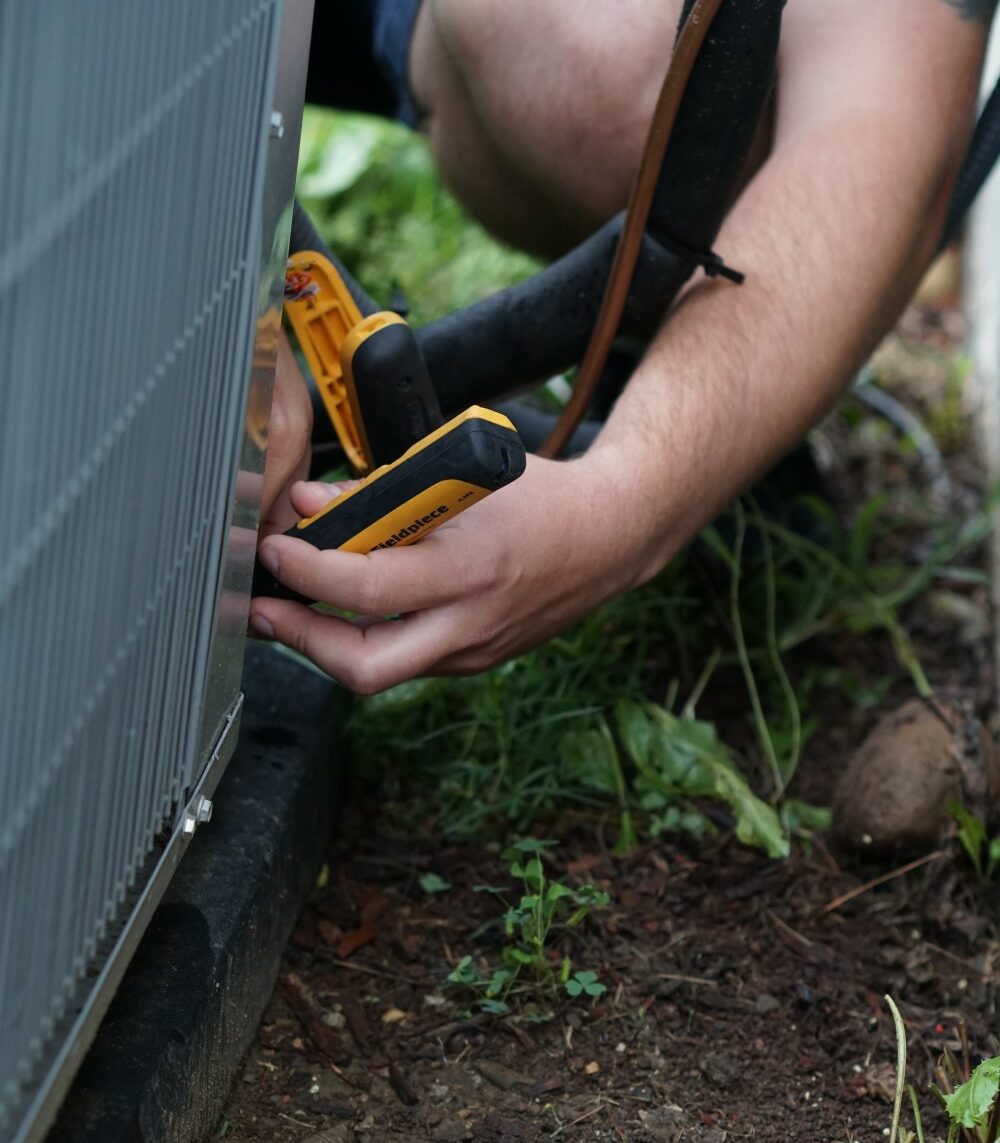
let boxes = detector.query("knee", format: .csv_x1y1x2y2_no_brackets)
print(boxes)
417,0,675,226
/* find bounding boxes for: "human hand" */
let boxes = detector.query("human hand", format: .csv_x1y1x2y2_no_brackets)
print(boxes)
258,329,313,536
246,450,662,693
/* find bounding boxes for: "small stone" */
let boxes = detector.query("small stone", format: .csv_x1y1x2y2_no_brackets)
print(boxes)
755,993,781,1014
699,1053,737,1090
429,1082,450,1099
584,1060,600,1075
310,1070,354,1098
795,983,817,1007
381,1007,407,1024
832,699,999,855
637,1104,689,1142
432,1120,472,1142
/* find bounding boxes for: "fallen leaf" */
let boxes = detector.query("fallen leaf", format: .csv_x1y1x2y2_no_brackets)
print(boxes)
336,925,378,958
382,1007,407,1025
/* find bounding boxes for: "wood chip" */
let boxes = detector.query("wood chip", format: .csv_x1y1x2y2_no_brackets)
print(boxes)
342,996,375,1054
388,1060,420,1106
278,975,351,1065
475,1059,533,1091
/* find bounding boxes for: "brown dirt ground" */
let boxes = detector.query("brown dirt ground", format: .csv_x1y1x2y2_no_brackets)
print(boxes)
220,269,1000,1142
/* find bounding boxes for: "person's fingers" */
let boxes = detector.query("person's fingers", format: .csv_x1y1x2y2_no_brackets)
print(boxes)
259,332,313,522
256,527,498,615
259,452,312,537
289,480,356,519
247,601,461,693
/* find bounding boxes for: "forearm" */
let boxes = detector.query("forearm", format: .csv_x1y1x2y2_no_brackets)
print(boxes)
591,100,975,585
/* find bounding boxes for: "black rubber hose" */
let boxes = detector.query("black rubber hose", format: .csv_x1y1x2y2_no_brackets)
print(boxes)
940,76,1000,247
648,0,784,251
417,0,786,414
418,216,690,414
493,400,601,456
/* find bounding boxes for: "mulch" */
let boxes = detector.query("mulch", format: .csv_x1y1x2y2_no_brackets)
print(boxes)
219,805,1000,1141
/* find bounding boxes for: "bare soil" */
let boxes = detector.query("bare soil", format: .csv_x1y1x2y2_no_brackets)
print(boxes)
220,281,1000,1142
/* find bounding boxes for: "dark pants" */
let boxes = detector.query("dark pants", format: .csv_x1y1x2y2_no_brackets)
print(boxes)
305,0,422,125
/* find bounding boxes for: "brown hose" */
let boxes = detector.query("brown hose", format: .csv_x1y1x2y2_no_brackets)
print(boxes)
538,0,730,459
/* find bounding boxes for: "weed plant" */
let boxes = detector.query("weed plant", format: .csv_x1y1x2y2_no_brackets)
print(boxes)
446,839,609,1016
885,996,1000,1143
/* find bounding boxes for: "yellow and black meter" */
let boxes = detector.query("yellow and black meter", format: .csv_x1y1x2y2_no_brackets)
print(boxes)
252,405,524,602
252,254,527,602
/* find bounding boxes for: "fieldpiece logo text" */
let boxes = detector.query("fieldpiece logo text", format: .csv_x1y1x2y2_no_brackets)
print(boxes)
372,505,449,549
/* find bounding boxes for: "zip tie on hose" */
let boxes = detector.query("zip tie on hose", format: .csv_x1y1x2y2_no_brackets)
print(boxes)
654,232,745,284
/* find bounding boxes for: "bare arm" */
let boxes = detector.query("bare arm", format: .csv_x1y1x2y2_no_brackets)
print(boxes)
594,0,988,578
249,0,988,692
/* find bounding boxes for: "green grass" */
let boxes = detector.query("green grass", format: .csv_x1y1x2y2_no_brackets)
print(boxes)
297,107,991,853
350,489,988,848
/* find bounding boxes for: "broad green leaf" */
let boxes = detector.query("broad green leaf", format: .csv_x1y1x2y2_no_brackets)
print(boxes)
615,700,659,773
447,956,478,985
617,702,787,857
566,971,606,999
943,1056,1000,1128
522,859,544,888
507,838,554,857
561,726,619,794
781,800,833,833
616,701,713,790
486,969,512,997
572,886,611,908
418,872,451,894
704,758,789,859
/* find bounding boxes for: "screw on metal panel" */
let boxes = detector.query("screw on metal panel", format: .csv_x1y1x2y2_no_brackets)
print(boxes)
195,795,214,823
181,813,197,838
269,110,285,139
